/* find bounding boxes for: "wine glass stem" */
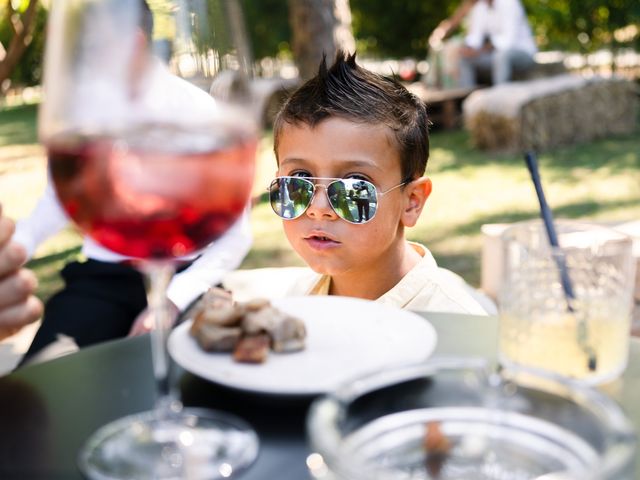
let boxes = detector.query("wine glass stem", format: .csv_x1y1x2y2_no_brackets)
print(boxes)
146,262,180,415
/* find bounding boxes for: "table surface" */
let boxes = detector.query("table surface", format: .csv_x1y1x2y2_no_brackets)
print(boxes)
1,312,638,479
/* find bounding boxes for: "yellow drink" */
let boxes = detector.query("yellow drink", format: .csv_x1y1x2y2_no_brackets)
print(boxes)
498,220,636,386
499,310,630,384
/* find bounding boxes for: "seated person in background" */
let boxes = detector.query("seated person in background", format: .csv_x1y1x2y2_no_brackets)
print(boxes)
224,51,490,315
12,181,251,365
427,0,537,88
425,0,476,89
0,204,42,341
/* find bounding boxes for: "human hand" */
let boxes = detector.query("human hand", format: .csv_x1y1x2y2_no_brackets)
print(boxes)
428,22,450,50
0,209,43,341
128,300,180,337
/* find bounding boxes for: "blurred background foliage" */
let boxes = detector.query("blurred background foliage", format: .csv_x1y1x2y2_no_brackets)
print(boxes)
525,0,640,54
0,0,47,87
243,0,640,60
1,0,640,88
241,0,291,61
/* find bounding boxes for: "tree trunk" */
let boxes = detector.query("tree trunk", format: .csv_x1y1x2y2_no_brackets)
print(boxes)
288,0,355,80
0,0,39,89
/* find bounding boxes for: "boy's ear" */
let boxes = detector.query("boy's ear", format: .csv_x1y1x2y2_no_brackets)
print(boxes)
401,177,432,227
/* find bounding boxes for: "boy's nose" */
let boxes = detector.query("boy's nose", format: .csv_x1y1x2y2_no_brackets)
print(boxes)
306,185,338,220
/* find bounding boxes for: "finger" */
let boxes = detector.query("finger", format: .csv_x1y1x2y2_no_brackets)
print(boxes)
127,321,142,337
127,324,151,337
0,242,27,277
0,296,43,340
127,315,154,337
0,215,16,247
0,268,38,309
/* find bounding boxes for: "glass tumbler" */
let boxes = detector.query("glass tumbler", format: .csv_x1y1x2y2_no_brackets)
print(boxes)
499,220,636,385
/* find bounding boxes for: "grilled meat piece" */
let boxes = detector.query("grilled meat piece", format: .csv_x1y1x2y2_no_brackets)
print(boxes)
193,324,242,352
233,333,271,364
242,306,306,352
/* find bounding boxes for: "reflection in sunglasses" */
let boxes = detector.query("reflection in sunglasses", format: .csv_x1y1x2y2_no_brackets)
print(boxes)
269,177,405,225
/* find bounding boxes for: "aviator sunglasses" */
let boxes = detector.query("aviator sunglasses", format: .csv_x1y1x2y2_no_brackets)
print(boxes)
269,176,406,224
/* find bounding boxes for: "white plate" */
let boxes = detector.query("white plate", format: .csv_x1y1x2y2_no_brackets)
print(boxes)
168,296,437,396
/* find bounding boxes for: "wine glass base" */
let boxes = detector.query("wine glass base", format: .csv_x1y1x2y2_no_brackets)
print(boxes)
78,407,259,479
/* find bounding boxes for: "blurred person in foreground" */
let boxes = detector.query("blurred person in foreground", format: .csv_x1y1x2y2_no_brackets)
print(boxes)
426,0,536,88
0,204,42,342
12,0,252,366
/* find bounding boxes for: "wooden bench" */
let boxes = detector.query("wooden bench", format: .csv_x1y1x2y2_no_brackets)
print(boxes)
406,83,477,129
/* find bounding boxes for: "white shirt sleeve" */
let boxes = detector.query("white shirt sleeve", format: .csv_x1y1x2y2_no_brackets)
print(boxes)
12,176,72,259
166,206,253,310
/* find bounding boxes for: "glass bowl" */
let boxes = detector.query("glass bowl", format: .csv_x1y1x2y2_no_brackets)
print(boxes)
306,358,636,480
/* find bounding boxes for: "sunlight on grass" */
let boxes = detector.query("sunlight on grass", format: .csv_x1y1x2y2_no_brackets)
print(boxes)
1,102,638,298
0,104,39,147
242,203,302,269
252,131,278,197
0,146,47,219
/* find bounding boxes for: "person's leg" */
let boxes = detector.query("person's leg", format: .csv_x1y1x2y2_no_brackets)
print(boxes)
457,54,477,88
357,200,365,222
458,50,493,88
492,49,535,84
19,259,148,365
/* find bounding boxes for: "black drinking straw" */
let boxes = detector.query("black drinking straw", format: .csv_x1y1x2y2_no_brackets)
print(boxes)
524,151,597,372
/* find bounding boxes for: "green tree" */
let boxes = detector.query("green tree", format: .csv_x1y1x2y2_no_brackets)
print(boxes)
240,0,640,63
288,0,355,79
0,0,45,89
241,0,291,61
523,0,640,53
350,0,454,59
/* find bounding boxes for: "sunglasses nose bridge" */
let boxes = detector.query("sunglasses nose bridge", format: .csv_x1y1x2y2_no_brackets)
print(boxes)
305,181,338,218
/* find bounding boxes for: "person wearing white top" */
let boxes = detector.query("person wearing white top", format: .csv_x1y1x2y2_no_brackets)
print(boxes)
458,0,537,87
428,0,537,88
12,0,253,365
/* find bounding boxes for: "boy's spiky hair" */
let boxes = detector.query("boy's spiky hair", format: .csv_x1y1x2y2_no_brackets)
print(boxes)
273,51,429,181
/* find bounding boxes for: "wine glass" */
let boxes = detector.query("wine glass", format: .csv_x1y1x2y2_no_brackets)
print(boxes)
39,0,259,478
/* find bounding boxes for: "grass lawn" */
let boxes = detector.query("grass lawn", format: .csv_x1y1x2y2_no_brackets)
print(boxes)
2,103,639,302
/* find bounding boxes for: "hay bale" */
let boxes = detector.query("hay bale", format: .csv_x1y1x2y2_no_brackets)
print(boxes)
463,74,638,151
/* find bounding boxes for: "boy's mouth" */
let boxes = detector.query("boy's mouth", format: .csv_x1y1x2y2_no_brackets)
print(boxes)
309,235,333,241
304,232,340,249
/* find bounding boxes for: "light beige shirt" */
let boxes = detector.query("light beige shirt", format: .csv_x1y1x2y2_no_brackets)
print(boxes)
223,242,491,315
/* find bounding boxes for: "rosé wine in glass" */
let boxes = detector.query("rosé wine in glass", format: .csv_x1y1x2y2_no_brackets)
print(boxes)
48,125,256,260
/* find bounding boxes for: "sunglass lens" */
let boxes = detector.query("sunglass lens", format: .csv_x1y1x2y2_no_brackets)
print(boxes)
328,179,377,223
270,177,313,219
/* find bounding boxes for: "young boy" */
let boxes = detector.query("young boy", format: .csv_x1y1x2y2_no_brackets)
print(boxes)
226,51,489,314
